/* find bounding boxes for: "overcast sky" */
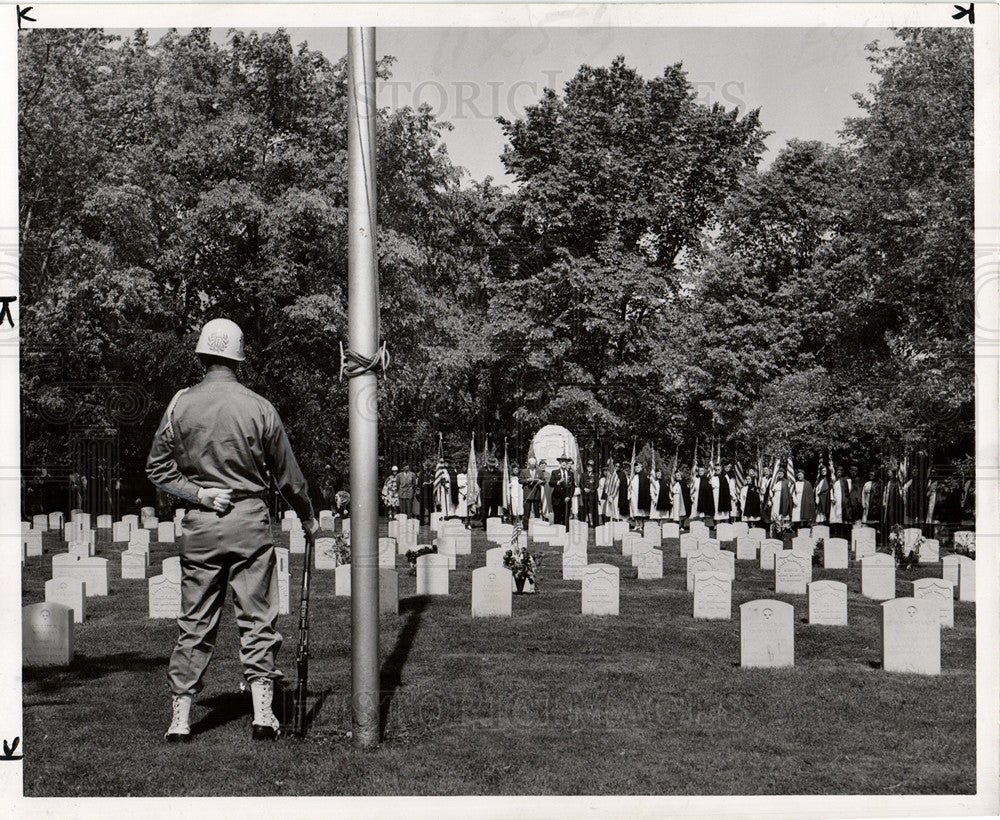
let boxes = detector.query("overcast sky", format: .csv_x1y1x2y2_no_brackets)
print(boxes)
138,26,894,186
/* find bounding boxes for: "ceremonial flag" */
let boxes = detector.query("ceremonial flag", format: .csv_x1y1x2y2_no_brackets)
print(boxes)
734,459,746,493
501,438,511,512
786,453,794,482
628,437,637,499
668,446,679,482
466,433,480,515
434,433,450,516
604,456,620,512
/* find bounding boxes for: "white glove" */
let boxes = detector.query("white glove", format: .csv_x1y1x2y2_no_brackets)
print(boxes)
198,487,232,513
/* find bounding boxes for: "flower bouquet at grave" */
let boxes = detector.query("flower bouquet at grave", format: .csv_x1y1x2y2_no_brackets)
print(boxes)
883,525,922,570
331,533,351,567
954,534,976,559
404,544,437,572
769,520,793,542
503,543,540,593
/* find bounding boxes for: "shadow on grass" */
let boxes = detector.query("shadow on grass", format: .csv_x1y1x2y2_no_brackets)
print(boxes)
190,690,250,736
379,596,429,737
23,652,167,694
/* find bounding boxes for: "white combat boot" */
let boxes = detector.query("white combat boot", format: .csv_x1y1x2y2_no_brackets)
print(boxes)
164,694,192,743
250,678,281,741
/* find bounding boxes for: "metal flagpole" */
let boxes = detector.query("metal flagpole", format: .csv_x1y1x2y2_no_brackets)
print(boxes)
347,26,380,750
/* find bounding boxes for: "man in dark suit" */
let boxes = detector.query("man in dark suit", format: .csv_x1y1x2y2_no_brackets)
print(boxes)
580,459,599,526
478,455,503,525
519,457,544,528
549,455,576,527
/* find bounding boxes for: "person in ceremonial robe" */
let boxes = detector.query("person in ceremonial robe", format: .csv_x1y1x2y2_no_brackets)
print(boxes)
741,467,762,522
694,466,715,521
770,467,794,523
668,470,686,522
723,464,740,519
653,468,672,520
713,464,733,522
508,461,524,523
848,465,863,523
455,473,468,518
791,468,816,529
814,464,831,523
648,467,661,519
518,457,544,527
828,465,845,538
630,463,651,521
434,458,452,517
883,472,904,532
864,470,883,525
616,461,631,520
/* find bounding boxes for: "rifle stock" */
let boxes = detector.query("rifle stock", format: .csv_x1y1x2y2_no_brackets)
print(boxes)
292,526,316,737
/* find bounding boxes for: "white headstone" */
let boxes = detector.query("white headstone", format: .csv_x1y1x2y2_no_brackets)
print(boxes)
314,537,338,569
48,512,65,530
289,528,306,554
335,564,352,596
902,528,922,554
689,521,710,540
142,516,159,530
67,539,92,559
379,537,397,569
662,522,680,540
157,522,175,544
23,602,73,666
45,577,86,623
861,553,896,601
23,530,43,558
698,538,721,552
56,556,109,596
622,533,643,558
957,556,975,602
96,514,113,529
435,538,458,570
852,526,877,558
749,527,767,541
941,554,961,592
611,520,628,541
113,521,131,542
380,569,399,615
808,580,847,626
823,538,849,570
319,512,336,531
637,549,663,580
387,520,399,540
120,549,147,580
129,528,151,550
811,525,830,542
679,533,700,558
759,539,783,570
736,536,760,561
581,564,619,616
416,553,449,596
562,551,587,581
487,523,515,546
693,572,732,620
881,598,940,675
685,549,734,591
486,547,506,567
731,522,749,538
121,514,139,530
740,600,794,668
912,578,955,628
919,538,940,565
148,574,181,618
471,566,513,617
774,551,811,595
32,514,49,531
567,527,588,552
642,522,662,544
72,512,92,530
715,522,735,542
791,535,815,554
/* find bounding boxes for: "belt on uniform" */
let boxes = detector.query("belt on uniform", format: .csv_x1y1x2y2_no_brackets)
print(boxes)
230,491,265,503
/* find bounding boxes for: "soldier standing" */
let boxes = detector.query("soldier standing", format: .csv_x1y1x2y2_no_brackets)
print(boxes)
147,319,317,743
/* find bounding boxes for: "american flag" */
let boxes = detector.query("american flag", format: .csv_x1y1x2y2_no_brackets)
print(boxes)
501,438,511,512
466,433,480,513
734,460,746,493
604,457,620,511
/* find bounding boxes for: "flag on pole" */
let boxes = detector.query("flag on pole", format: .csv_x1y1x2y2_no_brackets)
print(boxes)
691,437,699,488
466,433,480,515
604,456,620,517
434,433,450,516
786,452,794,482
501,438,511,512
734,459,746,493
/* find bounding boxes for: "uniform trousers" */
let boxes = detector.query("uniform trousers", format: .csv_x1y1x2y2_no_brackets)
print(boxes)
168,498,282,696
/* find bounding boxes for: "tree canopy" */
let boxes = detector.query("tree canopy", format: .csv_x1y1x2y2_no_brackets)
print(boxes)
18,27,973,509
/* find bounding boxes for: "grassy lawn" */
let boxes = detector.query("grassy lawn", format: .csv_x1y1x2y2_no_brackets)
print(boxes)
22,521,975,797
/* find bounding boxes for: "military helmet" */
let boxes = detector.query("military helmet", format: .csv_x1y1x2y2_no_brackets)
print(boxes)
195,318,245,362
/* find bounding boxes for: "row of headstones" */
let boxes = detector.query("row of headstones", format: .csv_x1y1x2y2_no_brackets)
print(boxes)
739,596,945,674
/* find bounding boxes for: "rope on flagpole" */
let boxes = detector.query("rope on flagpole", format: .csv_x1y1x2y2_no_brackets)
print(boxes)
339,340,390,381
